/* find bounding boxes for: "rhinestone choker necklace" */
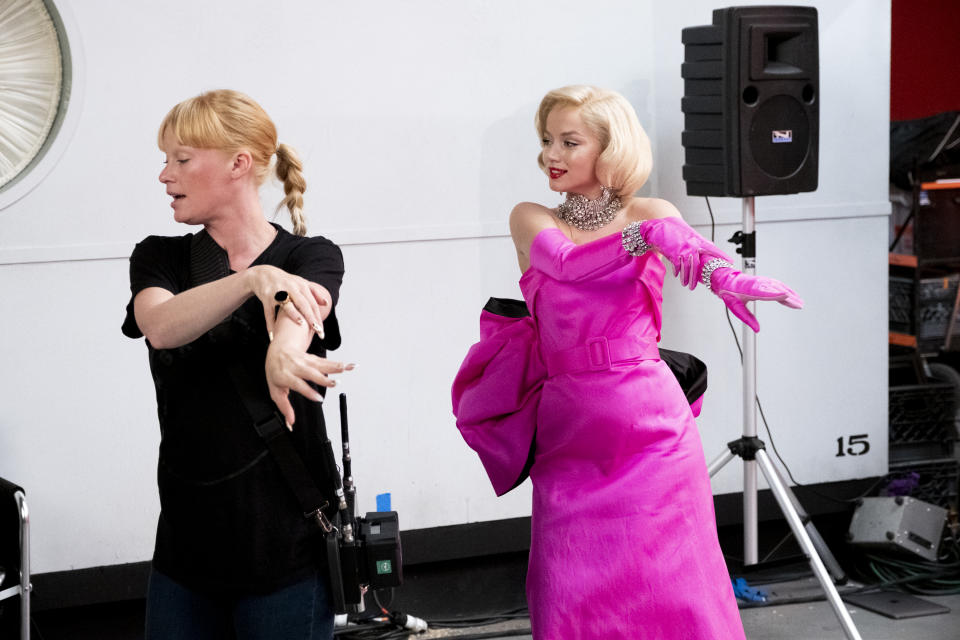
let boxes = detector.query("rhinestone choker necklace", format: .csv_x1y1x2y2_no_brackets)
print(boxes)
555,187,622,232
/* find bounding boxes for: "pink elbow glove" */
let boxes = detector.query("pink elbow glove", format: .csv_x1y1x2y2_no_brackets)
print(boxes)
708,268,803,332
621,218,803,332
622,217,734,290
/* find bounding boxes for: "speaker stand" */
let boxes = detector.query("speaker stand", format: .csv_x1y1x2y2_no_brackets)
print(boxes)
706,197,862,640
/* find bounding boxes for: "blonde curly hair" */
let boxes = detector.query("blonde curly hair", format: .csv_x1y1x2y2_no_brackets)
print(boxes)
535,85,652,198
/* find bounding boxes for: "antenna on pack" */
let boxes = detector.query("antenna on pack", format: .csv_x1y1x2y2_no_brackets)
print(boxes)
340,393,356,519
325,393,403,616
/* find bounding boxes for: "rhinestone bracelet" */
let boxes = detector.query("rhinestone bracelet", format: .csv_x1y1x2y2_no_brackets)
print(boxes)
621,221,652,257
701,258,734,291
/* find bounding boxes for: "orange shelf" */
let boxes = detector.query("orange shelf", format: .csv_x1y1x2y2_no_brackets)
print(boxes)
889,253,918,267
889,332,918,348
920,179,960,190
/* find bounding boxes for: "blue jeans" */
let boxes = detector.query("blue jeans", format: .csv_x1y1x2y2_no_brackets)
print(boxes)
145,568,334,640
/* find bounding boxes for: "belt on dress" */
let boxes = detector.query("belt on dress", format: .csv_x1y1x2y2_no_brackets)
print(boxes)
543,335,660,377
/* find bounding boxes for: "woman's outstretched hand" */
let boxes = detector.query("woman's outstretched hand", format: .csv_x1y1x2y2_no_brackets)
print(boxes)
709,268,803,332
245,265,331,339
265,332,353,427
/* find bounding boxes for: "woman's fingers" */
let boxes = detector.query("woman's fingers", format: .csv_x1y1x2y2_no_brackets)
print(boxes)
275,282,330,339
274,355,349,396
262,303,276,341
303,288,325,339
779,292,804,309
269,386,296,428
306,283,330,339
277,290,315,329
775,284,804,309
266,350,356,429
685,255,699,290
309,282,330,306
302,355,349,384
249,266,331,338
287,376,326,401
753,281,804,309
279,293,306,326
720,293,760,332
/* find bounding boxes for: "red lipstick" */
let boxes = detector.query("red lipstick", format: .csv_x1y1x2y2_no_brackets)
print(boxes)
549,168,566,179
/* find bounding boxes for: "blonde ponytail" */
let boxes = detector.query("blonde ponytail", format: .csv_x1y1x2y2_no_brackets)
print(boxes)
275,143,307,236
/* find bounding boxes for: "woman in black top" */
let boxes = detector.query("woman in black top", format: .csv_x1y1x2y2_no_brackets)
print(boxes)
122,89,346,639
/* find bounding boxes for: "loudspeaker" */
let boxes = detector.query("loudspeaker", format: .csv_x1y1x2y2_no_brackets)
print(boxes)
681,6,819,197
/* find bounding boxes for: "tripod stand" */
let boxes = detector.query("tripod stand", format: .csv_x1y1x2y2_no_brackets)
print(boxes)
706,197,862,640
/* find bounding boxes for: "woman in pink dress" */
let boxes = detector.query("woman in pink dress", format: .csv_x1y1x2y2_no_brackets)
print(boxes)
454,85,803,638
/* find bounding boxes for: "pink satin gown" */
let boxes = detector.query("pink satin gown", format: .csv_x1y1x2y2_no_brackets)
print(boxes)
519,228,745,639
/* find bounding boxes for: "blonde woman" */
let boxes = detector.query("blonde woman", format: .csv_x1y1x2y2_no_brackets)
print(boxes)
123,90,346,639
455,85,802,638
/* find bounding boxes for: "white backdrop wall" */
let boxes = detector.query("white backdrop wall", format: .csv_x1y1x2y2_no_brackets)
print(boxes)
0,0,890,574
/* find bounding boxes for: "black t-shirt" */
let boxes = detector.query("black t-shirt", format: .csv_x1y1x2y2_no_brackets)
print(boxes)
122,224,344,594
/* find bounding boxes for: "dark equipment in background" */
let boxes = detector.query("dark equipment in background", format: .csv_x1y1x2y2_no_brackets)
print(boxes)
0,477,29,640
888,114,960,353
889,111,960,192
682,5,819,196
325,394,403,614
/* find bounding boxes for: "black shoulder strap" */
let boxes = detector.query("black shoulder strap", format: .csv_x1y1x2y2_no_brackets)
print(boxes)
224,360,331,521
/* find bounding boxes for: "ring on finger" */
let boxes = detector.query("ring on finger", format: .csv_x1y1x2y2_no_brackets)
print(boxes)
274,290,292,308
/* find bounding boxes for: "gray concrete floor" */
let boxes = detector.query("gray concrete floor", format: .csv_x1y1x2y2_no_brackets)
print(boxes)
25,580,959,639
740,581,960,640
421,581,960,639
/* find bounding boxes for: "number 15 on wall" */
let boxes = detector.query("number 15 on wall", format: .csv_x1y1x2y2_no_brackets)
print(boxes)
836,434,871,457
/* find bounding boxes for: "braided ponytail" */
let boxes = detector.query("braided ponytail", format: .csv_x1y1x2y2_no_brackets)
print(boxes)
275,143,307,236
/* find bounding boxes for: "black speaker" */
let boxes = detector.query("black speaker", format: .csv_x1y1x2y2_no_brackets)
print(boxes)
681,6,819,197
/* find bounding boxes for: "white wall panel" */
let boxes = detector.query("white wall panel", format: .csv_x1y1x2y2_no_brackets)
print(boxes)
0,0,890,573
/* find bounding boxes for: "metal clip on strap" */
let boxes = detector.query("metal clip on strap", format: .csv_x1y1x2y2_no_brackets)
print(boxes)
308,507,335,533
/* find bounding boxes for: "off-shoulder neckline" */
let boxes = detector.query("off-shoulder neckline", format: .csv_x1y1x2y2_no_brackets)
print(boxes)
520,226,626,281
532,225,625,249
